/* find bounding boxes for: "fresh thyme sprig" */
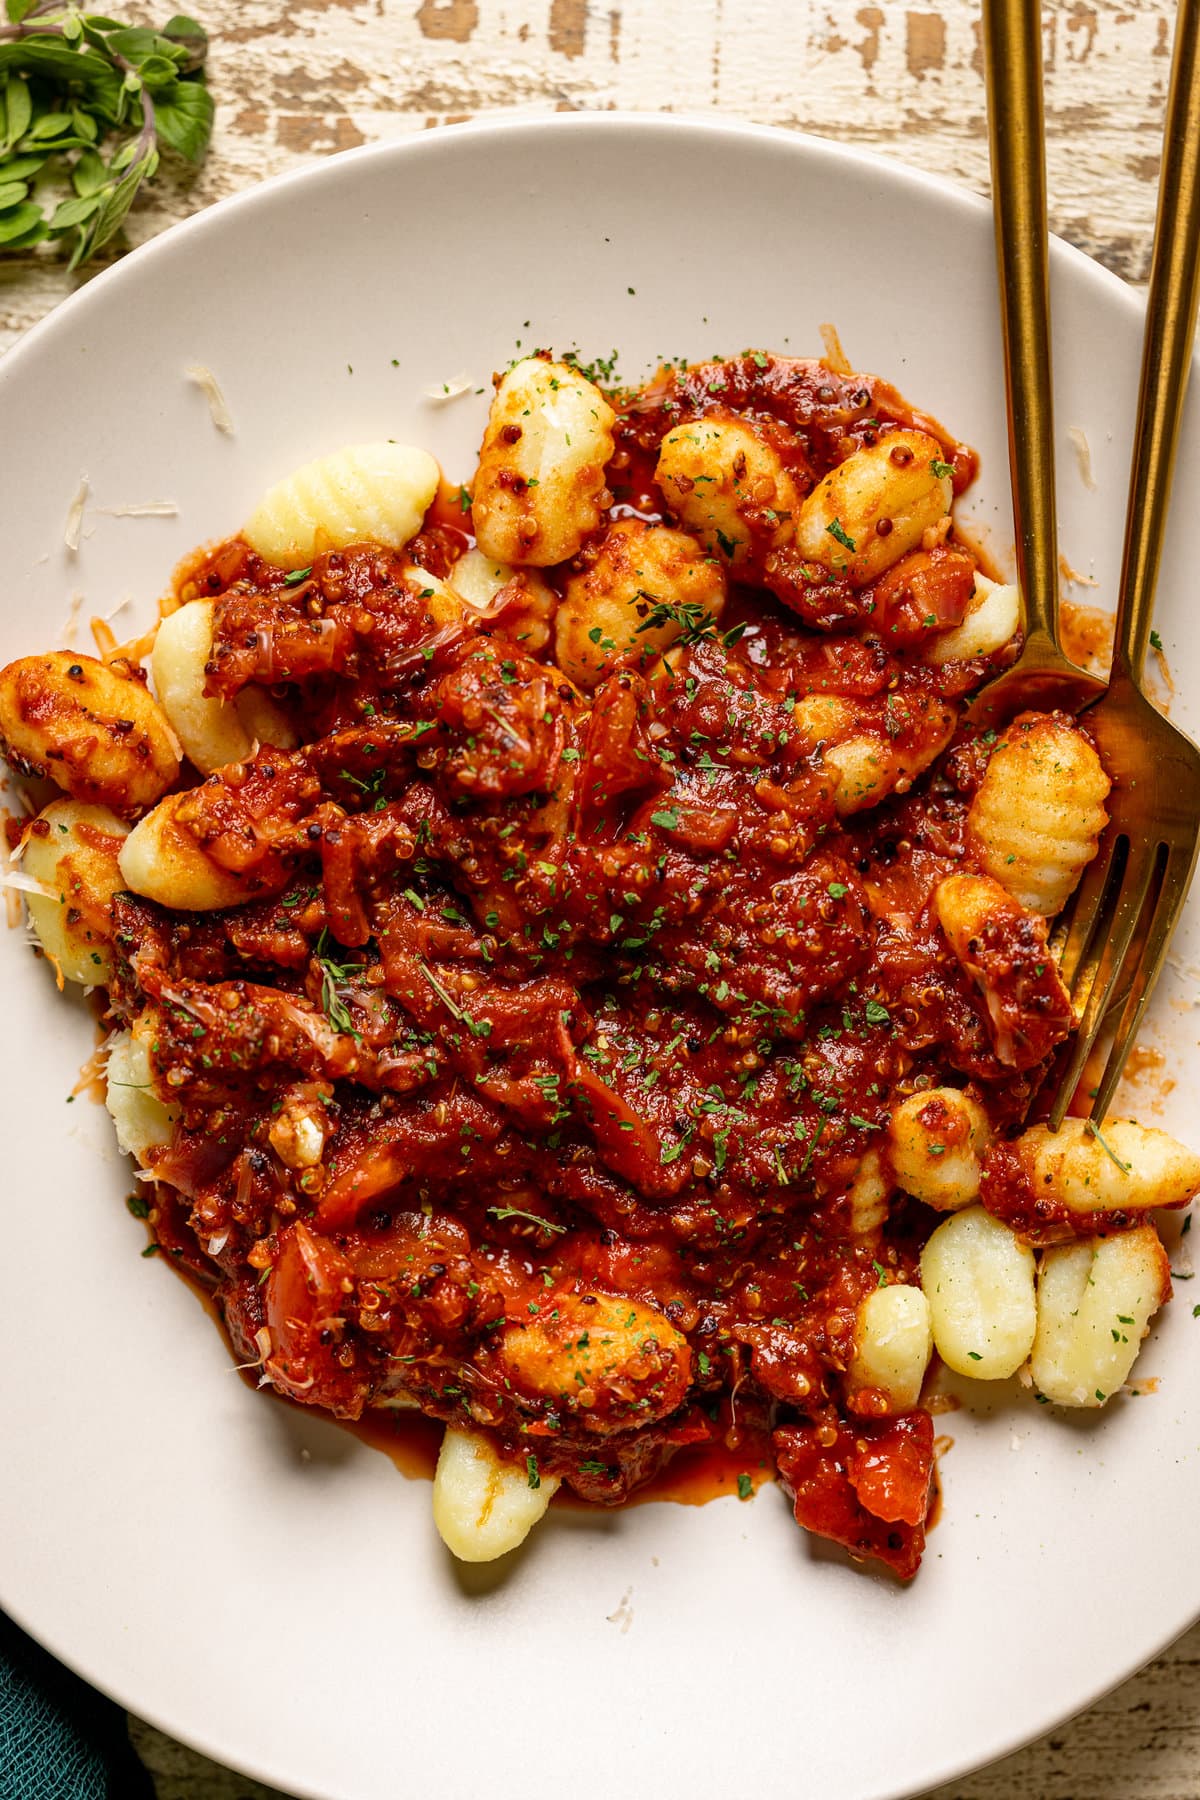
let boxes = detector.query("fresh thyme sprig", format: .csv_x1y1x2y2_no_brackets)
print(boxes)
314,930,363,1042
633,596,748,648
0,1,212,267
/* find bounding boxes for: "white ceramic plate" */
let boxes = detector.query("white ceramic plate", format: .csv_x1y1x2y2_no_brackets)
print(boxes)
2,116,1199,1800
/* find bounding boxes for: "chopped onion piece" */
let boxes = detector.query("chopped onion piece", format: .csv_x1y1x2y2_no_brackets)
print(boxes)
186,364,235,436
205,1232,229,1257
254,1326,273,1363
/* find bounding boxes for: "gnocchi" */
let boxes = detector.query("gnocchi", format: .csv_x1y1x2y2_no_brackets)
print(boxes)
656,415,800,566
968,712,1111,915
1031,1224,1170,1407
848,1284,933,1412
888,1087,991,1211
556,519,726,688
19,798,129,985
243,443,440,569
151,600,296,775
0,651,179,816
104,1023,180,1167
794,430,952,587
934,871,1073,1068
492,1292,691,1433
792,692,957,815
472,358,616,566
920,1204,1037,1379
924,572,1021,666
847,1150,891,1238
448,548,557,654
119,791,277,911
432,1425,559,1563
1007,1118,1200,1219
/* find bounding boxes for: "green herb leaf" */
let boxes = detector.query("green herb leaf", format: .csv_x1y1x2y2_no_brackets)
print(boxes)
825,518,856,552
314,929,363,1041
48,190,100,229
2,153,48,182
0,8,213,269
3,75,33,146
153,75,212,158
930,458,954,480
72,142,156,265
0,198,43,242
736,1472,753,1500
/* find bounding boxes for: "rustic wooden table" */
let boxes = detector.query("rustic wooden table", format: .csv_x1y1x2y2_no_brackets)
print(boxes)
4,2,1199,1796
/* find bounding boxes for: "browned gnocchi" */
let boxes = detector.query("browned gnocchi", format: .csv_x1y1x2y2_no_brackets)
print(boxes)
0,652,179,816
472,357,616,566
556,519,726,688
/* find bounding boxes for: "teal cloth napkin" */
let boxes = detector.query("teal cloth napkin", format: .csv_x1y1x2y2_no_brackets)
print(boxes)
0,1612,154,1800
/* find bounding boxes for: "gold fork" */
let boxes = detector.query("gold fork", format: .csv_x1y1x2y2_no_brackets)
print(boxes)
1046,0,1200,1128
974,0,1200,1125
967,0,1105,727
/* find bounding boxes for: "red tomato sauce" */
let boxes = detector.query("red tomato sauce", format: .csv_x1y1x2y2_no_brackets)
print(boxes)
111,354,1070,1579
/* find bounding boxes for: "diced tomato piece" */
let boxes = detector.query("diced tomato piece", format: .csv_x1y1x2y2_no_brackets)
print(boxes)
773,1411,935,1580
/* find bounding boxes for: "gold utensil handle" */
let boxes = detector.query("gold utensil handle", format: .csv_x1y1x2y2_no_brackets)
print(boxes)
982,0,1060,659
1112,0,1200,689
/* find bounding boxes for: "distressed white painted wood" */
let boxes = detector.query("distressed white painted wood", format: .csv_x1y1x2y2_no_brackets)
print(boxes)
5,2,1197,1795
0,0,1176,359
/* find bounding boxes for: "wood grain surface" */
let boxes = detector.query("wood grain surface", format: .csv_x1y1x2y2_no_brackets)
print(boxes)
4,3,1198,1797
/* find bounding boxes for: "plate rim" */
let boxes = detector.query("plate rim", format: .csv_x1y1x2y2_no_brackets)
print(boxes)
0,110,1149,392
0,109,1189,1800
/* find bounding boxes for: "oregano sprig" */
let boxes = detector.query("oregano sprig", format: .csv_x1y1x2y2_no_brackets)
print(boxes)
0,1,213,268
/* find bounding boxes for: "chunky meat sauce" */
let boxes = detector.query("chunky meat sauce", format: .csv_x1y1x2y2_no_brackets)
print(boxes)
108,356,1067,1580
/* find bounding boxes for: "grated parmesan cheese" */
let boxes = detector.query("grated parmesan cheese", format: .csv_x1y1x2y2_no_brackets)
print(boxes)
819,322,852,375
64,476,89,554
95,502,180,518
0,871,59,901
422,372,474,403
186,364,235,436
58,589,85,648
1067,425,1097,491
